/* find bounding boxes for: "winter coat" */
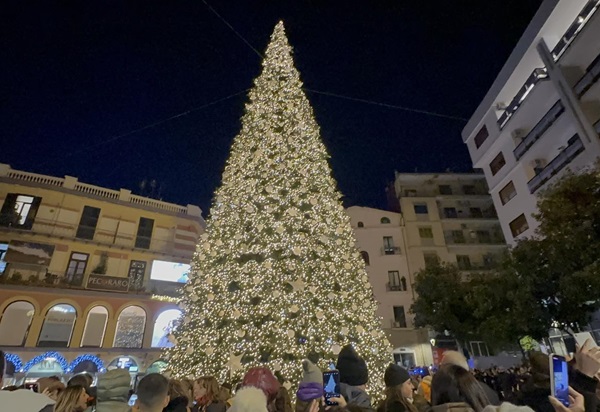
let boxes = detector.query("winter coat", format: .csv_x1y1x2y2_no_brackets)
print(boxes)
376,398,410,412
164,396,190,412
430,402,475,412
339,383,374,411
479,382,500,406
96,369,131,412
192,401,227,412
0,389,55,412
482,403,535,412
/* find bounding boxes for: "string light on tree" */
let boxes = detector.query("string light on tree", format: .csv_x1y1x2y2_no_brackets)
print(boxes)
166,20,391,395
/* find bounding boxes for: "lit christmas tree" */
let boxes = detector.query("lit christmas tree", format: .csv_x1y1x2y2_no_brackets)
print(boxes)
167,21,392,393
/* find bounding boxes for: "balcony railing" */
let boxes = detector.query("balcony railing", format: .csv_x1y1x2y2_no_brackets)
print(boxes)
458,262,497,271
528,135,585,193
497,68,549,130
444,231,506,245
390,320,408,329
386,282,406,292
574,52,600,97
439,209,498,220
551,0,600,61
381,246,401,255
513,101,565,160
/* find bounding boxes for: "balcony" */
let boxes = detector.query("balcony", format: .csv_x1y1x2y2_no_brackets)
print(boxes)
381,246,402,256
444,230,506,246
527,135,585,193
513,101,565,160
386,282,406,292
551,0,600,62
439,208,498,220
390,320,408,329
457,262,497,271
574,52,600,97
497,68,549,130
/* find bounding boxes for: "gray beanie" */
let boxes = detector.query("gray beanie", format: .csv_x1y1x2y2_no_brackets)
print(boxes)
301,359,323,384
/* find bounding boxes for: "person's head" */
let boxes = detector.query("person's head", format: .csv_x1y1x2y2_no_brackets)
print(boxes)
136,373,169,412
168,379,190,404
97,368,131,403
68,373,93,390
54,384,88,412
194,376,221,402
296,358,323,405
181,378,195,407
417,376,432,404
336,345,368,389
431,364,490,412
440,351,469,371
384,364,413,399
0,350,5,387
241,367,280,403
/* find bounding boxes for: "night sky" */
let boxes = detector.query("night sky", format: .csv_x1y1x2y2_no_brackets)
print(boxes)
1,0,543,214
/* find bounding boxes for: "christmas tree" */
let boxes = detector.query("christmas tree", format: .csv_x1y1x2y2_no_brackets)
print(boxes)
167,21,392,393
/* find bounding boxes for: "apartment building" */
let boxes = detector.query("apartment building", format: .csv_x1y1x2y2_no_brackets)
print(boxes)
462,0,600,244
0,164,204,382
346,206,432,367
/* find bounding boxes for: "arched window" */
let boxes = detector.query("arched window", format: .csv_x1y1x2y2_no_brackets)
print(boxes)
401,276,407,291
38,304,76,347
0,301,35,346
81,306,109,347
360,251,370,266
381,217,391,224
114,306,146,348
357,222,364,228
152,309,182,348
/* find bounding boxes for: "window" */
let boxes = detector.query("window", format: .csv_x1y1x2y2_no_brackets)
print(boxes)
477,230,492,243
457,255,472,270
451,230,465,243
81,306,108,347
419,227,433,238
414,204,428,214
360,251,370,266
443,207,458,218
0,193,41,230
383,237,398,255
510,214,529,237
357,221,364,228
152,309,182,348
393,306,407,328
470,341,490,357
490,152,506,176
388,270,401,286
424,252,439,269
463,185,476,195
76,206,100,240
0,301,35,346
135,217,154,249
38,304,77,347
438,185,453,195
474,125,489,149
380,217,391,224
0,243,7,274
499,181,517,205
469,207,483,218
65,252,89,286
114,305,146,348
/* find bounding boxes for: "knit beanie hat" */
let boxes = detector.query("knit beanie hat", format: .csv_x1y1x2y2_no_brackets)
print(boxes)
336,345,368,386
241,367,281,402
229,387,268,412
384,364,411,388
297,359,323,402
300,359,323,385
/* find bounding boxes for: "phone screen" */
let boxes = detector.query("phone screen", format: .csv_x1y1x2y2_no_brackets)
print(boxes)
323,370,340,406
128,394,138,407
551,354,569,407
24,383,39,393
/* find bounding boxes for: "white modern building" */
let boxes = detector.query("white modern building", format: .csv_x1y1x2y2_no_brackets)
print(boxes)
346,206,432,367
462,0,600,244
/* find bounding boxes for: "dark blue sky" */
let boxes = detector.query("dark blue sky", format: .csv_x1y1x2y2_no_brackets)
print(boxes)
0,0,543,214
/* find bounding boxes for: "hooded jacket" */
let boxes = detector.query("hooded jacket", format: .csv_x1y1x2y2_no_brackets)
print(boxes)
96,369,131,412
339,382,373,411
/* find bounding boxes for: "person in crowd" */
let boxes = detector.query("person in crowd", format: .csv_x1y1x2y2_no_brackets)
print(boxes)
431,364,491,412
273,386,293,412
229,367,280,412
181,379,195,410
95,368,132,412
229,387,269,412
133,373,170,412
54,385,89,412
68,374,95,411
192,376,226,412
414,375,432,411
441,352,500,405
296,358,323,412
336,345,373,411
164,379,191,412
218,383,232,408
0,350,59,412
376,364,417,412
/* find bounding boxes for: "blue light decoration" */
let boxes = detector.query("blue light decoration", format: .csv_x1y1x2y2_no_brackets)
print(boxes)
68,354,106,373
4,353,23,372
23,351,68,373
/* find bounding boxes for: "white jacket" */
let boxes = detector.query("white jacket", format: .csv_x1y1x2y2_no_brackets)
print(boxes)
0,389,55,412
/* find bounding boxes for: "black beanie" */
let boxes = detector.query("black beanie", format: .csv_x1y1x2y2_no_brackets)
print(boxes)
336,345,368,386
384,363,411,388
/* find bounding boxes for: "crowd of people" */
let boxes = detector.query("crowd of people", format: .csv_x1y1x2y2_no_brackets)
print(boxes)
1,342,599,412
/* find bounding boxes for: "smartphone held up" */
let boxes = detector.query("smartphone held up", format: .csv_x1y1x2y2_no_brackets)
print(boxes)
323,370,341,406
549,353,569,407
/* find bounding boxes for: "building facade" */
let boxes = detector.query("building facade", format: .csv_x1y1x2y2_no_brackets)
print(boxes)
462,0,600,244
0,164,204,383
346,206,432,368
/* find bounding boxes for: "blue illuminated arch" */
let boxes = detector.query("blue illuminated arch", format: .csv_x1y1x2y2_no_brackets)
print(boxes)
68,354,106,373
4,353,23,373
23,351,68,372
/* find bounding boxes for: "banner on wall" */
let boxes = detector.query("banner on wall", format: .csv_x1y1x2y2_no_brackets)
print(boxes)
4,241,55,266
87,274,130,292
